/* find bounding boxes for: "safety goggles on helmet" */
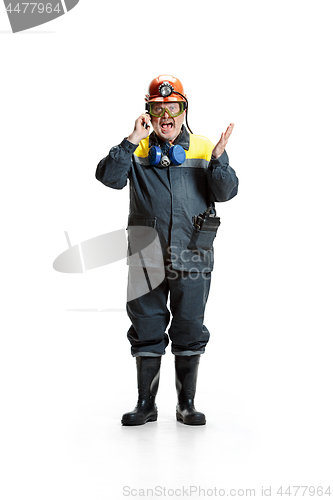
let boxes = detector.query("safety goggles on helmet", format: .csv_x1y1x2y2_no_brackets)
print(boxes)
147,101,185,118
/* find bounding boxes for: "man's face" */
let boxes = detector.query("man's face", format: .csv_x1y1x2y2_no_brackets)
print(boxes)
150,101,185,143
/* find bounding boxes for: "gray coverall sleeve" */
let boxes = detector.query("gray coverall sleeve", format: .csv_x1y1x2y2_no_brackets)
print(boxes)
95,138,138,189
207,150,239,202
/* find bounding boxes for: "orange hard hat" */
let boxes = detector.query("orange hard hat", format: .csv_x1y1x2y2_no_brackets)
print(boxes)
145,75,186,103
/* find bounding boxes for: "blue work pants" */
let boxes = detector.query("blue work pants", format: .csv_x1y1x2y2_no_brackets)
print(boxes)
126,267,211,357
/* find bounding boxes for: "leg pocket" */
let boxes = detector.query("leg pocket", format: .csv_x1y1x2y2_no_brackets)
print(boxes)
188,227,217,251
127,217,163,268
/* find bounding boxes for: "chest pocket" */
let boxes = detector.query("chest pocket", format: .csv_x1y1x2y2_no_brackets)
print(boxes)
184,168,208,201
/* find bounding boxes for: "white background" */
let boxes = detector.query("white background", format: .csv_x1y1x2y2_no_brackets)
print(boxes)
1,1,332,498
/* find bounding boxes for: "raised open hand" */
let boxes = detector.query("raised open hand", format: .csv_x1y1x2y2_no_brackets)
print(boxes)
212,123,234,159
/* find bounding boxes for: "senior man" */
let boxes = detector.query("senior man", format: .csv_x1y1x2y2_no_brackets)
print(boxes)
96,75,238,426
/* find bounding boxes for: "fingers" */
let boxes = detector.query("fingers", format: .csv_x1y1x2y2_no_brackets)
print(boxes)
144,115,151,130
141,114,151,132
224,123,234,140
212,124,235,158
135,113,149,129
218,123,234,145
219,132,225,144
140,113,151,128
128,114,151,144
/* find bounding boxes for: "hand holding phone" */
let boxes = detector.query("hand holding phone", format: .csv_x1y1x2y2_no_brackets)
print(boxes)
127,113,151,145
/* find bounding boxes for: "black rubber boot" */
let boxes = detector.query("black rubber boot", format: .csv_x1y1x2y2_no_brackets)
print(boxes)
121,356,161,426
175,354,206,425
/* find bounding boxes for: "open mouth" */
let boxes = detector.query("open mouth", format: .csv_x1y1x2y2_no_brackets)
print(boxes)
161,121,174,131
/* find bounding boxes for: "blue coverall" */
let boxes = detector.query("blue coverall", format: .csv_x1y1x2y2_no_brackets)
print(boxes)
96,126,238,356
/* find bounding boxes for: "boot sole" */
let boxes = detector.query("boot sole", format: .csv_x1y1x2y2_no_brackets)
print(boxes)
121,413,158,426
176,412,206,426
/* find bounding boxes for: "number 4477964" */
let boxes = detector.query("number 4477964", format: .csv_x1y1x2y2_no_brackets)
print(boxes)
277,486,331,496
6,3,62,14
